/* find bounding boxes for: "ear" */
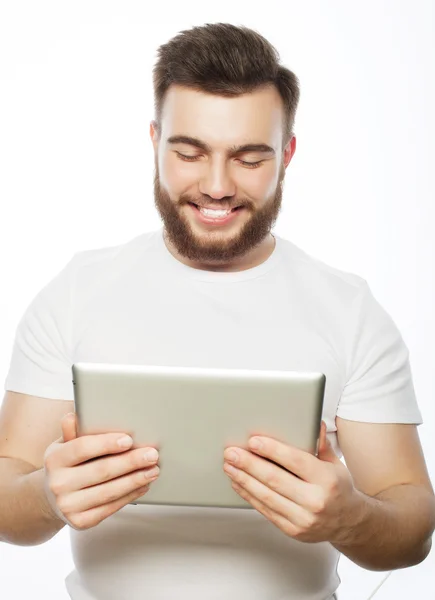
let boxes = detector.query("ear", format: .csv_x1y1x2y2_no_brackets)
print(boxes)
150,120,160,149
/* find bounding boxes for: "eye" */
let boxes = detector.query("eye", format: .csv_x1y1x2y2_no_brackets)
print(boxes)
175,152,263,169
238,159,264,169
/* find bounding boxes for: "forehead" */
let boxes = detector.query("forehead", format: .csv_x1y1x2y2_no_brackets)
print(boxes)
160,84,284,146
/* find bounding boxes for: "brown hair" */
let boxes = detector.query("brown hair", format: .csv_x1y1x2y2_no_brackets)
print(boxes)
152,23,300,151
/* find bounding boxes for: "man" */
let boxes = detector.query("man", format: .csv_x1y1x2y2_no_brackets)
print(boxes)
0,22,434,600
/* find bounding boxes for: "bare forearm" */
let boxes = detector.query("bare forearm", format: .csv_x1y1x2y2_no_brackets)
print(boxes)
0,458,65,546
333,484,435,571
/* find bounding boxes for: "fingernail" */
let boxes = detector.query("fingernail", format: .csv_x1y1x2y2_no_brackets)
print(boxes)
224,463,238,475
146,466,160,478
249,437,262,450
144,448,159,461
225,450,238,463
117,435,133,448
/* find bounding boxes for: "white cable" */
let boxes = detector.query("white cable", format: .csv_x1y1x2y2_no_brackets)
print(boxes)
364,571,394,599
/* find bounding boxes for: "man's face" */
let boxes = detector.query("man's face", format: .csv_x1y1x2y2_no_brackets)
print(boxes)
151,84,296,266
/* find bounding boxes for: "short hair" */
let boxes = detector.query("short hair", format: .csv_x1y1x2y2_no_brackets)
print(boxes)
152,22,300,150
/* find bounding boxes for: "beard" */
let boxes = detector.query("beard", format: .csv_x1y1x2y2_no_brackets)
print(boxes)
153,158,285,264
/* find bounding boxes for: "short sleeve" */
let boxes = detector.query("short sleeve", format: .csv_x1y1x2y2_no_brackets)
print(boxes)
337,281,423,424
3,254,79,401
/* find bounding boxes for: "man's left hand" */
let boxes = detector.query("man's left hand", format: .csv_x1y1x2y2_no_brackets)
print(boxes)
223,421,364,544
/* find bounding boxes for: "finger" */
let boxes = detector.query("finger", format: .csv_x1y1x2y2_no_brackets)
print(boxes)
61,413,77,443
224,461,309,524
59,446,159,490
317,421,340,465
229,478,303,537
51,432,135,469
223,448,311,508
318,421,328,451
68,483,154,530
58,465,160,514
246,436,322,483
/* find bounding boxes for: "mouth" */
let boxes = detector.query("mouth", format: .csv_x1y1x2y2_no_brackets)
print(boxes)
187,202,245,226
188,202,242,212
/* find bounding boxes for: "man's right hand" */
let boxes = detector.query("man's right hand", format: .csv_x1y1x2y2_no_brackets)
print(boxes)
42,412,159,530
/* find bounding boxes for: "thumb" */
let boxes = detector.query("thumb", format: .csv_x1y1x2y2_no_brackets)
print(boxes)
317,421,340,464
61,412,77,443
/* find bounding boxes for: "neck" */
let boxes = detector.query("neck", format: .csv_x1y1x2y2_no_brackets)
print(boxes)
163,232,276,273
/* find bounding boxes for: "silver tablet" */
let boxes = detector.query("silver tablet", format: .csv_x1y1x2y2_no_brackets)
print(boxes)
72,363,325,509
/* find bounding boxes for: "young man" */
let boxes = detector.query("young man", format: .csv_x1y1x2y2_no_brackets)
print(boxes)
1,22,434,600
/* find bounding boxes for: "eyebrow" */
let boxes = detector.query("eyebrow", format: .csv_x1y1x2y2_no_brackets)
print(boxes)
167,135,276,157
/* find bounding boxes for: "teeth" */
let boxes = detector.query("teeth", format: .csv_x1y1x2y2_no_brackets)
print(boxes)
199,207,231,217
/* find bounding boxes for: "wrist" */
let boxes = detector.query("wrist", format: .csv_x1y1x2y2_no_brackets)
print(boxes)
333,488,374,547
24,468,66,530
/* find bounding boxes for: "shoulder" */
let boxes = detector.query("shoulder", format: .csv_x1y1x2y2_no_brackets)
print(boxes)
275,235,367,305
70,229,159,288
73,229,158,272
66,230,160,314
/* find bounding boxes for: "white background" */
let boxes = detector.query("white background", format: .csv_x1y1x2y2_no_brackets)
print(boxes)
0,1,434,598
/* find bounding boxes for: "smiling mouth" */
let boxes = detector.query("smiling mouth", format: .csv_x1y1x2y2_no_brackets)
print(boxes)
188,202,242,212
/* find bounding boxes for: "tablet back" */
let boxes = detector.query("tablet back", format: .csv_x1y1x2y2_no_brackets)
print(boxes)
72,363,325,509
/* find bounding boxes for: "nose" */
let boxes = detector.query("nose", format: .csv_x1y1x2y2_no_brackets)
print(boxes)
198,160,236,200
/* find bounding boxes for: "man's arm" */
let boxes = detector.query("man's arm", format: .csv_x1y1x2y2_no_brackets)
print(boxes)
0,391,73,545
0,457,66,545
333,418,435,570
0,390,161,545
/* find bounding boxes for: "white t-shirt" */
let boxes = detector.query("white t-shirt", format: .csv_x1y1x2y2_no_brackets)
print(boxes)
4,227,423,600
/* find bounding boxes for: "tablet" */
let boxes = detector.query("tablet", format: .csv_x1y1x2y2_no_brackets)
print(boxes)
72,363,325,509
